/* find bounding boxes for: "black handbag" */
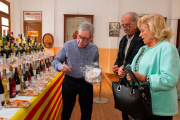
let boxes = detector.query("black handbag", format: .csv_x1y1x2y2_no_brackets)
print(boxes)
112,67,153,120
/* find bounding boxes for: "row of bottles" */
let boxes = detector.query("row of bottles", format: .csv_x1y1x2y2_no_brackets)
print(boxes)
0,32,44,58
0,57,54,106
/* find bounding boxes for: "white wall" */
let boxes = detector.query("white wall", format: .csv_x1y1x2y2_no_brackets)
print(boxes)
7,0,180,49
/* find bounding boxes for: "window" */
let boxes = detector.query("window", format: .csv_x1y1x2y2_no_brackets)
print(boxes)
0,0,10,37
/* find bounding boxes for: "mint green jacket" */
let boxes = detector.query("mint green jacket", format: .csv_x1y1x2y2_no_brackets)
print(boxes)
130,40,179,116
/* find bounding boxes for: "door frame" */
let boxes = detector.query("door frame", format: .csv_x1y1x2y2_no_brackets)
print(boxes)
23,21,42,43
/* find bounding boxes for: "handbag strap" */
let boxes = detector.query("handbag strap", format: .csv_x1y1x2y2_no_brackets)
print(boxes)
123,67,141,87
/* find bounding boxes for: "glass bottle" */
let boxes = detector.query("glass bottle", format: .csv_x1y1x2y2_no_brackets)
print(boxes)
0,72,5,105
11,43,16,56
26,63,31,86
9,67,16,98
23,64,28,89
16,43,22,56
4,42,10,58
40,60,44,76
14,67,20,94
18,64,24,92
0,40,4,57
45,58,49,71
25,44,30,54
29,63,34,81
32,61,36,80
8,42,12,56
36,60,40,77
11,32,15,43
2,68,10,103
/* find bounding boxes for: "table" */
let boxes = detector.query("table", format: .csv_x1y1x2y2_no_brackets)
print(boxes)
0,72,64,120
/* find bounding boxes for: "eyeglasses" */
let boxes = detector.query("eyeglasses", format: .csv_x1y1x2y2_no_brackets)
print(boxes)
77,34,91,42
120,21,135,29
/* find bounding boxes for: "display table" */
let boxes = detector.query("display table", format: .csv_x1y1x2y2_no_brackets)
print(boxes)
0,72,64,120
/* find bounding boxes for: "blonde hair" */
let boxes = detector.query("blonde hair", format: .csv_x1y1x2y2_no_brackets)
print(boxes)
137,13,174,40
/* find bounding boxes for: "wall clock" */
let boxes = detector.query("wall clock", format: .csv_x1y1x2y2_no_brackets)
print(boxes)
43,33,54,48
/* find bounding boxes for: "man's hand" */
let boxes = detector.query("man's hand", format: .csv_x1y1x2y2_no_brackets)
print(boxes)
112,65,119,74
118,65,126,78
61,64,72,72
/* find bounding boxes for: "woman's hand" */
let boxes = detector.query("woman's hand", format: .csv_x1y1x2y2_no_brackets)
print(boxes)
61,64,72,72
126,72,146,82
118,65,126,78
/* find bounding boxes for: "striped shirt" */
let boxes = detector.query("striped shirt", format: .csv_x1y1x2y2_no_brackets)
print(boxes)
53,39,99,78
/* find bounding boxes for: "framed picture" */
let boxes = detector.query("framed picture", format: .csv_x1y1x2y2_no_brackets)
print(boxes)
23,11,42,21
109,22,120,37
64,14,94,43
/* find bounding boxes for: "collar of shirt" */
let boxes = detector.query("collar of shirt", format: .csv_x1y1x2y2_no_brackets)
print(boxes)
126,34,135,42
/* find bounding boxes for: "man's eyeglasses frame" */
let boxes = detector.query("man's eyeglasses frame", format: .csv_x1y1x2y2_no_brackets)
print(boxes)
120,21,135,29
77,34,91,42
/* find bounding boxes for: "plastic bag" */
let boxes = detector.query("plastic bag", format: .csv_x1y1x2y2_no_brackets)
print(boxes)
80,62,102,84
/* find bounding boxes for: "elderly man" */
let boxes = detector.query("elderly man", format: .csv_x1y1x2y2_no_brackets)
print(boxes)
53,22,99,120
112,12,144,120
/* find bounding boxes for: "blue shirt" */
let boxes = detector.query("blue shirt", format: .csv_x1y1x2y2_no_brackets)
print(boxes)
53,39,99,78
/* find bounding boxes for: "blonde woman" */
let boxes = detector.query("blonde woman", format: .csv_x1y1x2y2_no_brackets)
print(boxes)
118,13,179,120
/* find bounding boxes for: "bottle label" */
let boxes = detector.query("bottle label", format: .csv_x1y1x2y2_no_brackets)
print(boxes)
12,87,16,95
40,71,43,76
33,70,36,76
31,76,34,81
7,83,9,92
16,84,20,91
25,81,28,87
21,76,24,82
0,93,5,102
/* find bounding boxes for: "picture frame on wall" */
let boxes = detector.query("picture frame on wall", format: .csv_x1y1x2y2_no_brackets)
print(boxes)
64,14,94,43
109,22,120,37
23,11,42,21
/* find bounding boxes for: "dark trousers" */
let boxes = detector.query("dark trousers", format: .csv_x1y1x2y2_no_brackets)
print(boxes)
122,112,129,120
61,74,93,120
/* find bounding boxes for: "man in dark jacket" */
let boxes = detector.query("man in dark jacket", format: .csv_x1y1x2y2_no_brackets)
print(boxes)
112,12,144,120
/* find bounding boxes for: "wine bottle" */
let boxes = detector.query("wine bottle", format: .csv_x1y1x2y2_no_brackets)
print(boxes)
32,61,36,80
4,42,10,58
2,68,10,103
0,40,4,57
45,58,49,71
16,43,22,56
25,44,30,54
36,60,40,76
8,42,12,56
18,64,24,92
23,63,28,89
14,67,20,94
11,43,16,56
0,72,5,105
29,63,34,81
26,63,31,86
40,60,44,76
6,29,11,42
48,57,51,67
9,67,16,98
11,32,15,43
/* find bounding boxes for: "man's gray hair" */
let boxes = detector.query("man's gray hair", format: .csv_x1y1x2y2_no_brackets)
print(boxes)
78,22,94,36
127,12,139,21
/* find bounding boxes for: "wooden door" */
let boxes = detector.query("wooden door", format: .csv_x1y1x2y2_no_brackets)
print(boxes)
24,21,42,43
176,19,180,48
